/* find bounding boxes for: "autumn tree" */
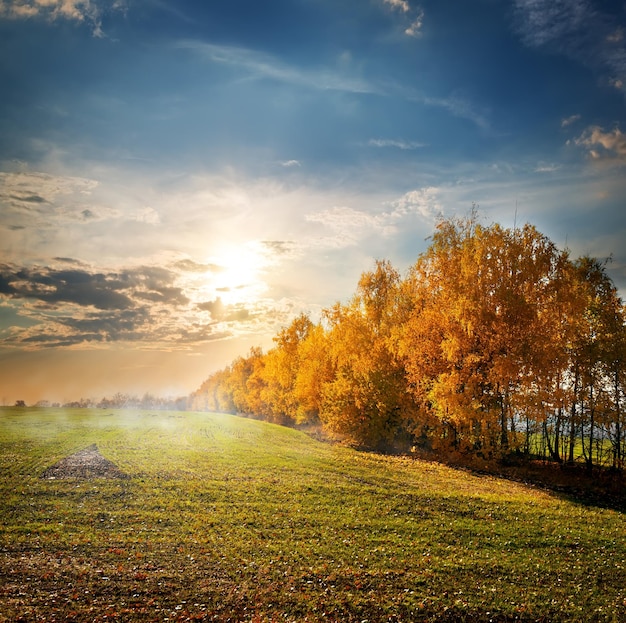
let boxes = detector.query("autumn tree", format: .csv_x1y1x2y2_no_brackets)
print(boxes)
293,322,334,424
319,260,415,450
398,215,574,456
260,313,314,425
570,257,626,470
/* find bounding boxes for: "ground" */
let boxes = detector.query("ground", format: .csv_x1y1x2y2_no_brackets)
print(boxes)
40,444,129,480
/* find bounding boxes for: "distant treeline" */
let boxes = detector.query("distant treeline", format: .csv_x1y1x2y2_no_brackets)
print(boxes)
24,393,188,411
190,214,626,470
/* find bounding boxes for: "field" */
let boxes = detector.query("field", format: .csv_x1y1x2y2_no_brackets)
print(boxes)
1,408,625,622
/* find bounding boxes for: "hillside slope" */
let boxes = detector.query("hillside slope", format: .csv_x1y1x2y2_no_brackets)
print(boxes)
1,407,624,622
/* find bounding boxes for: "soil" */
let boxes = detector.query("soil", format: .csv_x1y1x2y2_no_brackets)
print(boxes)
40,443,129,480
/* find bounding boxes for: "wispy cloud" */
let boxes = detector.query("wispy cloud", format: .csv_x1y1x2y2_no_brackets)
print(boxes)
368,138,426,150
177,40,489,129
561,114,581,127
421,92,490,130
513,0,626,93
177,40,379,95
405,9,424,38
0,0,126,37
383,0,410,13
304,186,441,249
386,187,442,221
534,162,560,173
513,0,589,47
0,170,161,231
305,206,386,248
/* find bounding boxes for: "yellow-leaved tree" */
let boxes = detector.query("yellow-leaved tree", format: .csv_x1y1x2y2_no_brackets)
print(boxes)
319,260,416,450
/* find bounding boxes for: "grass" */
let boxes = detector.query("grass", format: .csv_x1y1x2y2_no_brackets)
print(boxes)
0,407,625,622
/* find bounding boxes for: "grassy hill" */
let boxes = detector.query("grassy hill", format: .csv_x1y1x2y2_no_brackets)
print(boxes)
1,407,624,622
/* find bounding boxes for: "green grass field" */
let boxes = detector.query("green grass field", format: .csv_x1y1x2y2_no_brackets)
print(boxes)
1,407,625,622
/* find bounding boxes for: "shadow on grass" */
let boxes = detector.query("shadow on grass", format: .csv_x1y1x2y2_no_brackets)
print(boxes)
414,449,626,513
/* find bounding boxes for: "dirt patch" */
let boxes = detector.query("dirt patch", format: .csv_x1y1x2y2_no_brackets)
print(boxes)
40,444,129,480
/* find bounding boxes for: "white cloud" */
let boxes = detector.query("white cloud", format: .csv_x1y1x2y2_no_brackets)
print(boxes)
383,0,410,12
368,138,426,150
574,125,626,164
178,40,379,95
304,186,441,249
386,187,442,221
305,206,384,248
133,206,161,225
561,114,581,127
422,92,490,130
534,162,560,173
0,170,99,208
280,160,301,168
382,0,424,38
405,9,424,37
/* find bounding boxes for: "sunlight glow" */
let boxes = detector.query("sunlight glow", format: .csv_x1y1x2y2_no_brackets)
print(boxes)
205,243,269,305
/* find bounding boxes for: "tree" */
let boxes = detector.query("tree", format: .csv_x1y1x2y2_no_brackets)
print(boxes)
398,215,573,457
260,314,314,425
572,257,626,470
294,322,334,424
319,260,415,450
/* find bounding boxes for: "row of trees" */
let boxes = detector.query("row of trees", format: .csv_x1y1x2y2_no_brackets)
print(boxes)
15,394,189,411
190,215,626,470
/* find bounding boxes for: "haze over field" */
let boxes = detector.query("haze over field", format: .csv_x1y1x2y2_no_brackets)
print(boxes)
1,0,626,404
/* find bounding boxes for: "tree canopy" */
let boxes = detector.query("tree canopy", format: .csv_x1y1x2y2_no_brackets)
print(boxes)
190,215,626,469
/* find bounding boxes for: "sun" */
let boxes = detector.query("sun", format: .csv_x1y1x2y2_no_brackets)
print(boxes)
205,244,269,305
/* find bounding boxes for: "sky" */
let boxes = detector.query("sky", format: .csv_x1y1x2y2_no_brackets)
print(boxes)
1,0,626,405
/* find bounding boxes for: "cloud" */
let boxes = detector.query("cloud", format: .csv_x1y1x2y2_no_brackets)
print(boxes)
513,0,589,47
513,0,626,93
421,92,490,130
0,250,301,349
534,162,560,173
0,171,98,204
0,0,125,37
383,0,410,12
178,40,378,95
561,114,581,127
368,138,426,150
261,240,298,257
405,9,424,37
381,0,424,38
574,125,626,164
0,170,169,242
0,261,194,347
305,206,386,248
387,187,442,221
197,297,225,320
280,160,301,168
0,263,191,310
174,259,222,273
133,206,161,225
178,40,491,129
304,186,441,248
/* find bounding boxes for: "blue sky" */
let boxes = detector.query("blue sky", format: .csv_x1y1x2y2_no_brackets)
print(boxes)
1,0,625,404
